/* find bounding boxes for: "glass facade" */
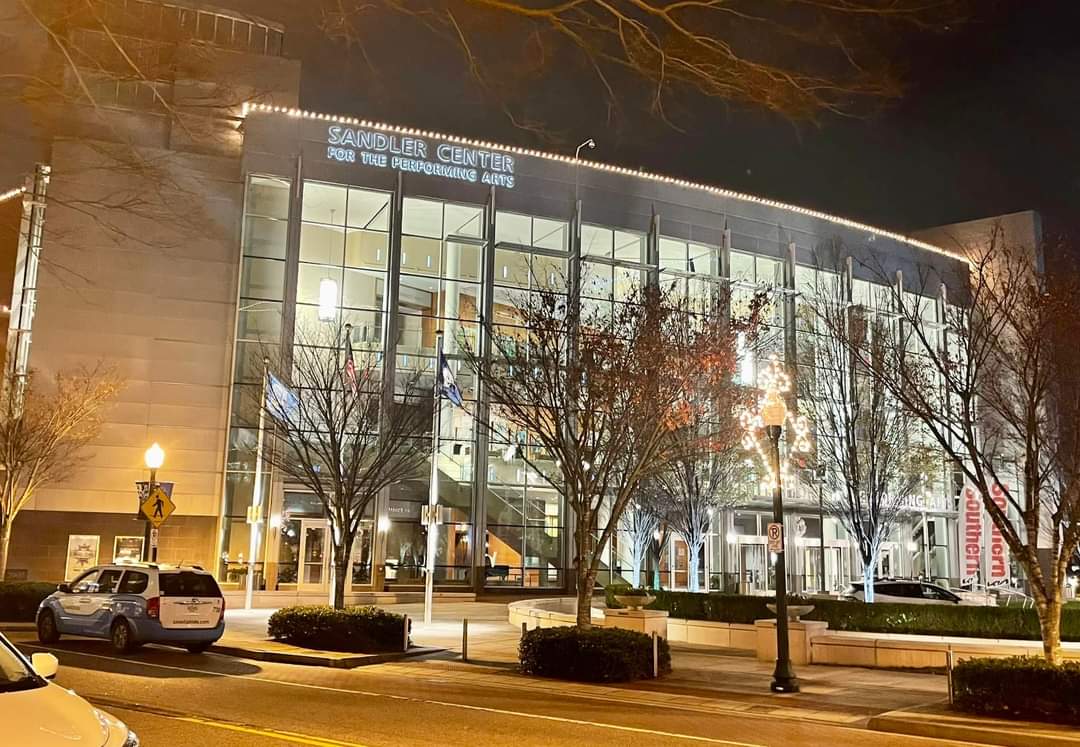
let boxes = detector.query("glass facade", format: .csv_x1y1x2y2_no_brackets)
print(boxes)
219,147,969,596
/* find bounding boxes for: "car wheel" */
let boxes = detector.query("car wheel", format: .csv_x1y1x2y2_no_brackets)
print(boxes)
37,610,60,643
185,642,211,654
110,619,136,654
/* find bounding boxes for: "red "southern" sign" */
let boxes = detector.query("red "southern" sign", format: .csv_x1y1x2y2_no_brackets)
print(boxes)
962,485,982,580
960,483,1011,583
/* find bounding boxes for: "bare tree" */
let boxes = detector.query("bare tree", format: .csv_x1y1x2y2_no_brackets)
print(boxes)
322,0,972,132
618,490,665,588
256,321,431,609
0,364,123,579
799,261,934,602
855,231,1080,662
464,275,745,627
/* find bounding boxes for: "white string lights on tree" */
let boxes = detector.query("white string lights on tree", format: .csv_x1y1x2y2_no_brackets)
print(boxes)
740,355,811,492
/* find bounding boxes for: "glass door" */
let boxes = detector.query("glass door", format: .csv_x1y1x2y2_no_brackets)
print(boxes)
824,547,846,593
298,519,328,589
739,543,768,593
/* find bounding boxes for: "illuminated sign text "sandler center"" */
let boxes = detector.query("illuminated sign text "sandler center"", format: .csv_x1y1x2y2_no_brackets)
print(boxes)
326,126,516,188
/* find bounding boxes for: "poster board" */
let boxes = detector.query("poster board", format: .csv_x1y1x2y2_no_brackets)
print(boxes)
113,535,144,563
65,535,100,580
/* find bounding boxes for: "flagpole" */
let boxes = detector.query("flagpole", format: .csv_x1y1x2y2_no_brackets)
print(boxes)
425,331,444,625
245,356,271,611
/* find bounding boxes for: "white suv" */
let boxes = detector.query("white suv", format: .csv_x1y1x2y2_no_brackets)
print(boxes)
37,563,225,653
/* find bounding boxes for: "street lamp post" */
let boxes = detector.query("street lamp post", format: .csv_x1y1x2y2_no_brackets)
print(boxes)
143,443,165,563
741,356,810,694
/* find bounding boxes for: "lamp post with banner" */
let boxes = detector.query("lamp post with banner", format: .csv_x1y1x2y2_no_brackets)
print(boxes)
741,355,811,693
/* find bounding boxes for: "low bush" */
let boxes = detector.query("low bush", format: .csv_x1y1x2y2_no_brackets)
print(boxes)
953,656,1080,725
606,585,1080,640
267,605,408,653
519,626,670,682
0,582,58,621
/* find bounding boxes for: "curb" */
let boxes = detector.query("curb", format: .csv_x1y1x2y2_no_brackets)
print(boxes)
868,706,1080,747
0,622,37,632
208,643,444,669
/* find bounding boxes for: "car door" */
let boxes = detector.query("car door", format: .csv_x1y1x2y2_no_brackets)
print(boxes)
83,568,124,637
871,582,906,603
56,570,99,633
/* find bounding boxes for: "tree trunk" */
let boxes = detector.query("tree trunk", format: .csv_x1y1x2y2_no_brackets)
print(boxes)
1035,593,1063,665
687,542,701,593
631,545,643,588
575,562,596,629
0,520,11,582
862,561,876,604
330,542,350,610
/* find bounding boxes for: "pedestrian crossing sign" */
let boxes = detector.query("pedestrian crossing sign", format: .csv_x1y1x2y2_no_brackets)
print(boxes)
140,487,176,528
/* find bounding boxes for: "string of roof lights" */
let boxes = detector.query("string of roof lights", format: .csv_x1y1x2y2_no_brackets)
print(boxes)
241,102,964,263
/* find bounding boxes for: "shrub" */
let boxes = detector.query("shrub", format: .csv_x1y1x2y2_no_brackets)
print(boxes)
267,605,408,653
519,626,671,682
0,582,58,621
606,585,1080,641
953,656,1080,725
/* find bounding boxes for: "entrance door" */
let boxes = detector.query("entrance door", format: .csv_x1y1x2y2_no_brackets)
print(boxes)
877,543,899,579
298,519,328,589
739,543,768,593
824,547,846,593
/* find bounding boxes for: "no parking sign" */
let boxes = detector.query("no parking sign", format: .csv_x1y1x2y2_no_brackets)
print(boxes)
767,522,784,553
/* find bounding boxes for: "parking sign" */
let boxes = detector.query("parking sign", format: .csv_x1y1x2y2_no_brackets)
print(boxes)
767,522,783,553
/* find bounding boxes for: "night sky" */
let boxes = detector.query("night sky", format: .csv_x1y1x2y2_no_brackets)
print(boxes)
248,1,1078,238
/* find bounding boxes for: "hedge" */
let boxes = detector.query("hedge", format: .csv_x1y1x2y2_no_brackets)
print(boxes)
953,657,1080,725
0,582,58,621
519,626,670,682
267,605,408,653
606,585,1080,641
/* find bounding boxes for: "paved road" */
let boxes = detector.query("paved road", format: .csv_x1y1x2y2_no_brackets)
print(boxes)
9,633,984,747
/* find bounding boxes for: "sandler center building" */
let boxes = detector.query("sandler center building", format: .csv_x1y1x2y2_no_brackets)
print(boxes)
3,0,1018,601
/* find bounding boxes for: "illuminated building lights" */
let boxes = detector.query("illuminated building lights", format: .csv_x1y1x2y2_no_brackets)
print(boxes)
240,102,963,263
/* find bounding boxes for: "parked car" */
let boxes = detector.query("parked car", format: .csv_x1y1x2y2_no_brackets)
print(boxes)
0,632,138,745
37,562,225,654
841,580,977,605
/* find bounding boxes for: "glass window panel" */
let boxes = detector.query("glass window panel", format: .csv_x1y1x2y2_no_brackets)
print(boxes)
581,225,612,257
344,229,388,270
302,182,346,225
756,257,782,286
495,248,531,287
614,266,640,301
444,203,484,238
402,197,443,238
496,211,531,246
242,216,287,260
486,525,523,568
582,262,612,299
342,308,384,350
299,223,345,266
240,257,284,300
659,237,686,271
400,235,440,276
525,527,561,567
852,278,871,306
398,274,439,316
533,218,568,252
614,230,644,262
236,300,282,342
346,188,390,230
247,176,290,219
487,487,524,524
533,254,568,290
443,242,483,281
688,243,714,275
730,251,754,283
297,264,343,305
443,280,481,320
343,269,386,310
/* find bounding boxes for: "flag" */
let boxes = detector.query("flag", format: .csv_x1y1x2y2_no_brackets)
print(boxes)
266,371,299,421
344,331,358,394
438,351,464,407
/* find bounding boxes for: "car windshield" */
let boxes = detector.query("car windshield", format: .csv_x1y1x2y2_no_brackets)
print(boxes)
0,637,44,694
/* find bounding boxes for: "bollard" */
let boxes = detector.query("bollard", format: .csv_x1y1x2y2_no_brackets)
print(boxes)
403,614,410,652
652,630,659,678
946,647,955,704
462,618,469,662
521,621,527,637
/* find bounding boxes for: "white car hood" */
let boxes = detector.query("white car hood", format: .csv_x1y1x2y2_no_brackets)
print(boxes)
0,682,108,746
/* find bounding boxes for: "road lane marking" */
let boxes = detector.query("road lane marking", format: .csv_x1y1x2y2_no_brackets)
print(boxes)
171,715,366,746
19,643,961,746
